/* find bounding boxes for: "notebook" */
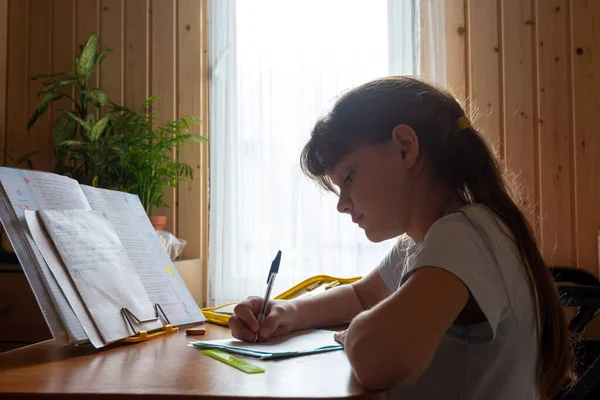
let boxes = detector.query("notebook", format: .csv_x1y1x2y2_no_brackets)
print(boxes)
189,329,343,359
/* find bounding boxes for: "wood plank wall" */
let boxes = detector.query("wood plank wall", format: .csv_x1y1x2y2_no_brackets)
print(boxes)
1,1,599,305
0,0,7,165
0,0,209,304
434,0,600,280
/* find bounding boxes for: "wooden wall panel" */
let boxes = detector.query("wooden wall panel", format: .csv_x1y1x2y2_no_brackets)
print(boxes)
536,0,575,267
444,0,467,102
124,0,148,109
151,0,177,234
50,0,75,169
572,0,600,275
467,0,502,152
198,0,209,305
2,0,209,303
420,0,467,103
5,1,27,169
438,0,599,280
100,0,124,106
0,0,7,166
502,0,537,231
177,0,209,268
27,0,52,172
76,0,100,91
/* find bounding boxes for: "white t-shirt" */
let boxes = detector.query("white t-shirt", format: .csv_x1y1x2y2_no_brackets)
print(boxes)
378,204,538,400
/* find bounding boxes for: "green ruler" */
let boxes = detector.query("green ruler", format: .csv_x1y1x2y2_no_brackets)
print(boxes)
201,349,265,374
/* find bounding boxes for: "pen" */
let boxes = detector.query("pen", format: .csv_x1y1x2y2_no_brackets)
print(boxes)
254,250,282,343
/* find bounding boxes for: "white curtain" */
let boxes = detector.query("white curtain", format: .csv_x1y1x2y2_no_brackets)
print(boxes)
419,0,447,84
208,0,420,306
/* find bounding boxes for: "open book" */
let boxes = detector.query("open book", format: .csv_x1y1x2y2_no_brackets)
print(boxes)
0,167,206,347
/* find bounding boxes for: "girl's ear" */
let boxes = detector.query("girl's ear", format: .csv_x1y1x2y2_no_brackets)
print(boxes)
391,124,420,170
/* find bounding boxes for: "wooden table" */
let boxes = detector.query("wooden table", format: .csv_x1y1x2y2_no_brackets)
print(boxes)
0,324,381,399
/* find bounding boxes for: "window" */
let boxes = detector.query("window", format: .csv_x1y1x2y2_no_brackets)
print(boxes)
208,0,419,305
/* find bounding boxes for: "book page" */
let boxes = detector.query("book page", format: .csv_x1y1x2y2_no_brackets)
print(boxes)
0,167,90,343
24,210,105,348
38,209,162,344
80,185,205,326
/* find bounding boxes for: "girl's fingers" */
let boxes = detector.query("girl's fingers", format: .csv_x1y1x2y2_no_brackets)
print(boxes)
228,315,256,342
257,308,283,340
233,297,263,333
333,330,346,346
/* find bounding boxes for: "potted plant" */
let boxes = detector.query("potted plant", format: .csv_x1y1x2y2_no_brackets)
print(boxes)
27,33,114,186
27,32,208,229
108,97,207,229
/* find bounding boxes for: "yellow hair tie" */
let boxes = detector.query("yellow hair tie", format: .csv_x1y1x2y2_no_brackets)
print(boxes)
457,115,472,132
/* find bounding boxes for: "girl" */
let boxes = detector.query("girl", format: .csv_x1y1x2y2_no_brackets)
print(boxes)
228,76,571,399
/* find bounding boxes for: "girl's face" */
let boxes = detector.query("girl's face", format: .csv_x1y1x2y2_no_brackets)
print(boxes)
328,125,421,242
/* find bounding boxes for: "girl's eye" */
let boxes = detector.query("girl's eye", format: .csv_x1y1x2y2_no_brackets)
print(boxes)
343,171,354,184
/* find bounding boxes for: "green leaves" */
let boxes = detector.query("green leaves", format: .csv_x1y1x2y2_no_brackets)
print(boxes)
52,114,77,149
81,113,96,141
37,79,77,96
76,33,98,86
7,150,40,169
94,48,110,68
88,88,108,107
107,96,207,214
31,71,76,81
65,110,90,132
91,114,110,141
57,140,86,148
28,33,111,139
27,92,63,129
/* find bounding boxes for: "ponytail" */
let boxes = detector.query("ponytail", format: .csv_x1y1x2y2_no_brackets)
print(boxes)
460,129,572,399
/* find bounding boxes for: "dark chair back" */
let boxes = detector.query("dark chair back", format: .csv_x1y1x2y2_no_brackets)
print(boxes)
551,267,600,400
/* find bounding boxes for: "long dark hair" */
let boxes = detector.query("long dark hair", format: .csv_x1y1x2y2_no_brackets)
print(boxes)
300,76,571,399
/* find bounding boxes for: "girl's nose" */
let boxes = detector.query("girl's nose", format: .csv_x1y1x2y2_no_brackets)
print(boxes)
337,194,353,214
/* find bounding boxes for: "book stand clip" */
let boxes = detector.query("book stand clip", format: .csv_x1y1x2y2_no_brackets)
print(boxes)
120,303,178,343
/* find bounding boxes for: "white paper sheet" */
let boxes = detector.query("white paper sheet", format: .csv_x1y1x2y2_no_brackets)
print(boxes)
211,303,237,315
38,209,162,344
24,210,105,348
191,329,342,358
80,185,205,326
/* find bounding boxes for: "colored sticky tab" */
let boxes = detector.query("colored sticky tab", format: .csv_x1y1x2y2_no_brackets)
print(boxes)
202,349,265,374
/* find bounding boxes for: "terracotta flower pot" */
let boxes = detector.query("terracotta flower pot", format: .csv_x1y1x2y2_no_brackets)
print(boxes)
149,215,167,231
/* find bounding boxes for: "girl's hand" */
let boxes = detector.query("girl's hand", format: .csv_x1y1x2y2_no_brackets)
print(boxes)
333,329,347,346
228,297,298,342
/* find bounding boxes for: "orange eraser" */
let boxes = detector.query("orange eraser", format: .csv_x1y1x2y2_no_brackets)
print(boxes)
186,327,207,336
